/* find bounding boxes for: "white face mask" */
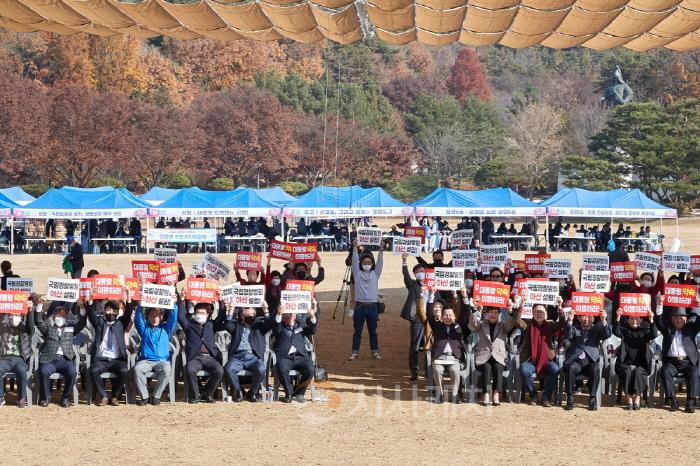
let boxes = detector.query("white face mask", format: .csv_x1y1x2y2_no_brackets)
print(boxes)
415,272,425,282
464,279,473,288
362,264,372,272
271,278,281,287
54,316,66,327
10,315,22,327
193,314,207,324
641,279,653,288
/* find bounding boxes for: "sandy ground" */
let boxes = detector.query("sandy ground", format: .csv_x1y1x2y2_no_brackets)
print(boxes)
1,217,700,465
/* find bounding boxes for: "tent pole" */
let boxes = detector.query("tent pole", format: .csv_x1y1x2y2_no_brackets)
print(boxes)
146,216,150,256
10,216,14,256
675,217,679,241
281,213,286,241
545,214,549,253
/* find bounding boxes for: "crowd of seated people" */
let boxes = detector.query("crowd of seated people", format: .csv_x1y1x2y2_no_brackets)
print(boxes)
548,221,661,252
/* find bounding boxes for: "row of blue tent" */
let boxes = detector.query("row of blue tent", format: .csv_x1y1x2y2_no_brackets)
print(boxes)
0,185,677,220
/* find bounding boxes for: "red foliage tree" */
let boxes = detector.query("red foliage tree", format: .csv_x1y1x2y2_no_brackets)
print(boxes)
446,48,492,101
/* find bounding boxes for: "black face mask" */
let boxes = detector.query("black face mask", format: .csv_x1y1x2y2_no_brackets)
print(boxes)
244,316,255,325
105,313,116,322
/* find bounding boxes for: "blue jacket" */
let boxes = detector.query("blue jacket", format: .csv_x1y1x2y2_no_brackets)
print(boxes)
135,304,178,361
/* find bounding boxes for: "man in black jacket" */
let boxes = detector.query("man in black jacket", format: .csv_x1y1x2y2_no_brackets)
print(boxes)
66,236,84,279
656,306,700,413
273,300,317,403
218,301,273,403
400,253,426,381
87,298,131,406
0,295,36,407
0,260,19,290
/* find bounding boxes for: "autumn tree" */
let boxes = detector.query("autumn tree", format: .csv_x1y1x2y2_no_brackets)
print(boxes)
446,48,492,102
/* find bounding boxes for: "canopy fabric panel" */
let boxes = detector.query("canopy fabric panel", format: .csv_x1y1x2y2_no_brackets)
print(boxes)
540,188,678,218
283,185,412,218
16,187,149,219
1,0,698,49
138,187,180,206
413,187,542,216
0,187,36,206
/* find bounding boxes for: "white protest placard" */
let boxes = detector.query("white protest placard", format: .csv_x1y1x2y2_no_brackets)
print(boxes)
232,285,265,307
580,270,611,293
47,278,80,303
452,250,478,271
479,244,508,265
140,283,176,309
219,283,236,301
524,280,559,306
392,237,422,257
199,253,231,281
357,228,382,246
582,255,609,272
635,252,661,273
662,252,690,273
451,229,474,248
6,278,33,293
544,258,572,279
280,290,312,314
154,248,177,264
433,267,465,291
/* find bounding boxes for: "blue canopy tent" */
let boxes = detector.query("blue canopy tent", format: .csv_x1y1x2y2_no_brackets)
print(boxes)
18,187,148,219
283,186,410,218
216,189,283,217
254,187,297,206
413,187,542,217
0,187,35,206
138,187,180,206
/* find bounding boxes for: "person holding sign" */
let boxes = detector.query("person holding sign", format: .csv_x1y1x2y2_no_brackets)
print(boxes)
35,298,86,408
217,300,273,403
234,265,264,286
655,302,700,413
512,302,565,407
86,293,132,406
273,299,317,403
613,307,657,411
400,253,428,381
349,240,384,361
427,301,467,404
562,307,610,411
0,295,35,408
178,301,224,404
469,300,517,406
132,294,179,406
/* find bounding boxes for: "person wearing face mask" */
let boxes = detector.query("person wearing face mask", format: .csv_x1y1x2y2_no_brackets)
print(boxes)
264,254,284,315
562,307,610,411
632,268,665,309
513,302,565,407
217,300,273,403
179,301,224,404
469,301,516,406
132,296,179,406
416,250,452,269
349,240,383,360
463,271,475,298
234,264,264,286
0,294,36,408
86,294,132,406
35,301,86,407
400,253,427,380
428,305,466,404
613,307,657,410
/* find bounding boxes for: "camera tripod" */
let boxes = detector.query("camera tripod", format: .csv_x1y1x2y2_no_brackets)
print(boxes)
332,265,352,324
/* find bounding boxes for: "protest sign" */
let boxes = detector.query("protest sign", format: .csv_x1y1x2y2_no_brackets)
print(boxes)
123,277,141,301
404,226,426,241
0,290,29,314
154,248,177,264
219,284,236,301
635,252,661,273
619,293,651,316
47,278,80,303
280,290,312,314
392,237,422,257
514,278,549,297
451,229,474,248
663,284,698,308
132,260,160,283
423,268,435,288
690,255,700,273
158,261,180,285
357,228,382,246
479,244,508,265
185,278,219,303
285,280,315,298
525,254,550,274
662,252,690,273
544,259,572,279
524,280,559,306
452,250,478,271
236,252,262,271
231,285,265,307
510,259,527,273
270,240,293,261
5,278,33,293
582,255,609,272
610,262,636,282
580,270,611,293
140,283,176,309
434,267,465,291
79,278,92,300
199,253,230,281
289,242,318,262
91,275,125,300
473,280,511,308
571,292,605,316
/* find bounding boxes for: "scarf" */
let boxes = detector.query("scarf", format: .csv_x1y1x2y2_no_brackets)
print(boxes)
530,321,551,378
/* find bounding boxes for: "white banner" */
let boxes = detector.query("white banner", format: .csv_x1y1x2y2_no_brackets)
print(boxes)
392,237,422,256
147,228,217,243
582,255,609,272
357,228,382,246
140,284,176,309
581,271,611,293
635,252,661,273
544,259,572,279
524,281,559,306
199,253,231,281
662,252,690,273
152,207,281,218
219,284,236,301
47,278,80,303
479,244,508,265
6,278,33,293
451,229,474,248
433,267,465,291
231,285,265,307
280,290,312,314
452,250,478,271
545,206,676,219
154,248,177,264
14,208,148,219
283,207,414,219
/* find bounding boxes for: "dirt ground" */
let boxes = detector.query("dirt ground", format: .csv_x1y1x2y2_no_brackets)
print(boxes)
1,217,700,465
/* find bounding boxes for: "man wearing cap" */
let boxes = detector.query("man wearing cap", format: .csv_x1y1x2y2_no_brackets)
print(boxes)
656,304,700,413
66,236,84,279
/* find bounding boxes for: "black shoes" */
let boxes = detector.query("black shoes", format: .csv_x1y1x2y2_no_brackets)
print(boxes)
409,373,418,381
59,398,70,408
671,399,680,412
246,391,258,403
233,389,244,403
188,396,200,404
432,395,444,404
203,395,216,404
150,397,161,406
282,396,293,403
686,401,695,414
293,395,305,403
564,396,574,410
588,397,597,411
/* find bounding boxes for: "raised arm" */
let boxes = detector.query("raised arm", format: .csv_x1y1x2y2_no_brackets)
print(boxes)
134,305,146,335
165,302,179,336
375,249,384,277
34,302,49,336
177,300,189,331
351,245,360,278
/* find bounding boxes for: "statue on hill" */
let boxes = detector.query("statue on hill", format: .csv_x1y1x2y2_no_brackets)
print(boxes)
601,66,634,106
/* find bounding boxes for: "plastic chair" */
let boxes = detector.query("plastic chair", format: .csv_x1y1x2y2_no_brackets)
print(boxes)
272,336,314,401
1,349,35,407
424,345,470,403
609,335,659,408
648,335,700,408
34,344,81,406
557,344,604,409
182,331,231,402
85,348,134,405
129,334,179,404
466,330,514,404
